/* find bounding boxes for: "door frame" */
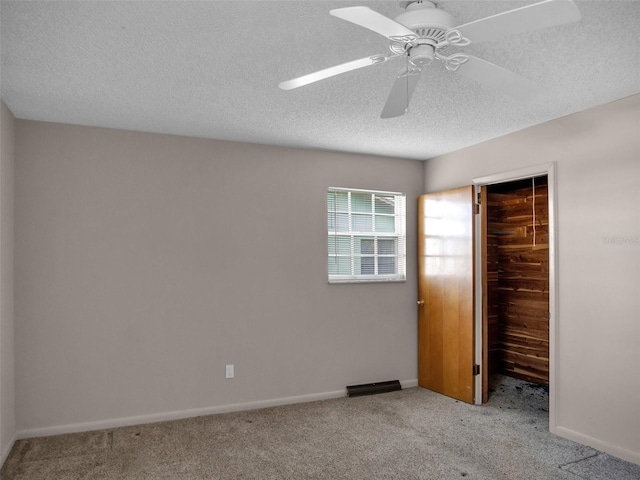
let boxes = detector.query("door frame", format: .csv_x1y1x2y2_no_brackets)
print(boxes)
472,162,558,430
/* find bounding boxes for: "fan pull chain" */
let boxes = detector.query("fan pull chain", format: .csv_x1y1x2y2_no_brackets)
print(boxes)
405,54,409,114
532,177,536,248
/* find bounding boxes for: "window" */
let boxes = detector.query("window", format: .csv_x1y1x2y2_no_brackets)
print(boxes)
327,187,406,283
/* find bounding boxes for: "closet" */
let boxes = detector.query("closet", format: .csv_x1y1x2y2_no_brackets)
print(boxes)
486,176,549,386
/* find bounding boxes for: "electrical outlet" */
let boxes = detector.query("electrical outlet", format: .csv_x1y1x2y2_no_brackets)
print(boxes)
225,364,234,379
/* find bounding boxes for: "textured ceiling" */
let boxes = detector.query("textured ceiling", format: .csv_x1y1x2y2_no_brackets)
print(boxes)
1,0,639,160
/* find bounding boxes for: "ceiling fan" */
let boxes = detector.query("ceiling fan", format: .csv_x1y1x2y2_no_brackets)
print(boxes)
279,0,581,118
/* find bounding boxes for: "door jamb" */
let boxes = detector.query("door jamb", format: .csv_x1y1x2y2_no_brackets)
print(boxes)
472,163,558,432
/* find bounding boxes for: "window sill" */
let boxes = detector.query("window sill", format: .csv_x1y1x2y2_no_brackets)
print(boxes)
328,276,406,285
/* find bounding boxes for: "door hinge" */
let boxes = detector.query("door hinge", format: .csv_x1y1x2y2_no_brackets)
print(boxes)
473,364,480,376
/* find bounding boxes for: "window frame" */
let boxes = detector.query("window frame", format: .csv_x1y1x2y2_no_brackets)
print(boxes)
327,187,406,284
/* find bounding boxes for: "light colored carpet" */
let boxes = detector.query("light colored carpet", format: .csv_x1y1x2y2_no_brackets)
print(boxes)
3,376,639,479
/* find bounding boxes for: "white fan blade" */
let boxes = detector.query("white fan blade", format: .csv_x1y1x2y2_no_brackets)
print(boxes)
453,55,543,101
330,6,417,42
279,54,395,90
381,70,422,119
451,0,581,45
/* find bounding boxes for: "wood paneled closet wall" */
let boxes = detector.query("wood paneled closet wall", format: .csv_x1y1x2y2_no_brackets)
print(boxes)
486,176,549,386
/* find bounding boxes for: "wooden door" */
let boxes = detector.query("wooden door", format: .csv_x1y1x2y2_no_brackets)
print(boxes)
418,186,475,404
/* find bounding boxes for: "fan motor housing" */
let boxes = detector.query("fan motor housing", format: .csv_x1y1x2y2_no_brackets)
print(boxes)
395,1,457,35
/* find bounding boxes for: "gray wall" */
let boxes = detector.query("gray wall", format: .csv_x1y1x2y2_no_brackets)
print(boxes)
0,101,16,463
424,94,640,464
14,120,424,434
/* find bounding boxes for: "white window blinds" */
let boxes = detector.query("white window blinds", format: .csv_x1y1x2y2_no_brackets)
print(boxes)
327,187,406,283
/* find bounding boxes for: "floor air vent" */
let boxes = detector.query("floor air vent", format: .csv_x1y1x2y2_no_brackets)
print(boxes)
346,380,401,397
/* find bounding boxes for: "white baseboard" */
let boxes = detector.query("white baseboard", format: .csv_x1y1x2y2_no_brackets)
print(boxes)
401,378,418,388
17,379,419,441
17,388,347,440
1,433,16,468
553,425,640,466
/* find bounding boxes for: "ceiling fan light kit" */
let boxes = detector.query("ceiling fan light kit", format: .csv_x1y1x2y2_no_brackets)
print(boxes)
279,0,582,118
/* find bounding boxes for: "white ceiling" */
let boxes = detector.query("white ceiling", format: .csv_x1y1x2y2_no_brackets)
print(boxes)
1,0,639,160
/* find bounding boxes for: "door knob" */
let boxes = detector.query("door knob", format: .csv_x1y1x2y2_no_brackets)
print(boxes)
417,299,425,307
